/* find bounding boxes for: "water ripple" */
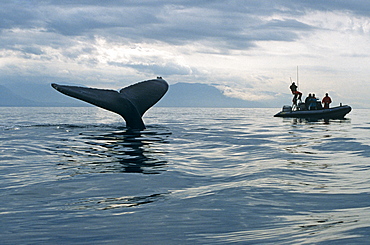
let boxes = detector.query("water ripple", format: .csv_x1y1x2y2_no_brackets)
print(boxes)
1,107,370,244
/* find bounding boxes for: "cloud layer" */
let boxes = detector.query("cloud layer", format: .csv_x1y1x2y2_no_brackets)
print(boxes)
1,0,369,107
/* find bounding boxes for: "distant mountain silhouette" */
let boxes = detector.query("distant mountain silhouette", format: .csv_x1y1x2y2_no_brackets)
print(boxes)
0,85,43,106
157,82,264,107
0,83,87,107
0,82,274,107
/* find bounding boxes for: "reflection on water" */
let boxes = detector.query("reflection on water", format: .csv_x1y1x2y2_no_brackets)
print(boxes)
286,117,351,125
70,193,168,211
53,126,171,175
1,107,370,244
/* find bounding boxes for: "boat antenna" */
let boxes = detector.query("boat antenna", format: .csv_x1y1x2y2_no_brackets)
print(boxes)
296,66,299,89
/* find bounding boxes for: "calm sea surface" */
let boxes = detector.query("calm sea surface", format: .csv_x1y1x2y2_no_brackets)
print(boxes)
1,107,369,244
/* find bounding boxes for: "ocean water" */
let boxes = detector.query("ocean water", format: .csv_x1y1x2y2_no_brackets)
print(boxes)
1,107,369,244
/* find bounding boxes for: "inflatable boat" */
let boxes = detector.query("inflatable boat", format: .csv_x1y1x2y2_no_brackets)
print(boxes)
274,104,351,119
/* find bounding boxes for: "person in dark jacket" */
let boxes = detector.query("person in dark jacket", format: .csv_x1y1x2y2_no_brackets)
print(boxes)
290,82,302,105
305,94,312,110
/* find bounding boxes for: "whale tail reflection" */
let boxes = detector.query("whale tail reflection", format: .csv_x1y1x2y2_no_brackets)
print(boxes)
55,127,171,175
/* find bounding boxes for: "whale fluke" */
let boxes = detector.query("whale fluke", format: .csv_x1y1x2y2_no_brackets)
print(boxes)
51,78,169,130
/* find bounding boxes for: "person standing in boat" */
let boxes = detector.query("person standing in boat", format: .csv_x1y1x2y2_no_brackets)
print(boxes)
322,93,332,109
289,82,302,105
290,82,298,93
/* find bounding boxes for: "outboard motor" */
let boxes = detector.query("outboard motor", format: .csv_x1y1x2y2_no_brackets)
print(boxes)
282,105,292,112
298,102,306,111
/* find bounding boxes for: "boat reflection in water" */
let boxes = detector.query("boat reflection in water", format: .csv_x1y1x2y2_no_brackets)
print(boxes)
285,117,351,125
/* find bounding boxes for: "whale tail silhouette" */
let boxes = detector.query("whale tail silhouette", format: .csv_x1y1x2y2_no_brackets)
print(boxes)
51,78,169,130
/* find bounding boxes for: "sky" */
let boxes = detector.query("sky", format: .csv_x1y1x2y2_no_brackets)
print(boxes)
1,0,370,108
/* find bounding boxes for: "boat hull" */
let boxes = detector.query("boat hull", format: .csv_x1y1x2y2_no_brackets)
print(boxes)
274,105,351,119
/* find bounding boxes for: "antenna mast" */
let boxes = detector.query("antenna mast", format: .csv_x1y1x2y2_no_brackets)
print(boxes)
296,66,299,88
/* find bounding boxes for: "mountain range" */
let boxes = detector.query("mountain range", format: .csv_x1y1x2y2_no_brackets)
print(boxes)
0,82,281,107
157,83,264,107
0,85,43,107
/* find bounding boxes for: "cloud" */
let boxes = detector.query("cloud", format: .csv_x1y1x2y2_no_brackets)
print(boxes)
0,0,369,107
0,1,360,58
0,1,316,49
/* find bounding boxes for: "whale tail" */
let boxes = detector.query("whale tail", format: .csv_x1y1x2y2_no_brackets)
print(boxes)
51,78,169,130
